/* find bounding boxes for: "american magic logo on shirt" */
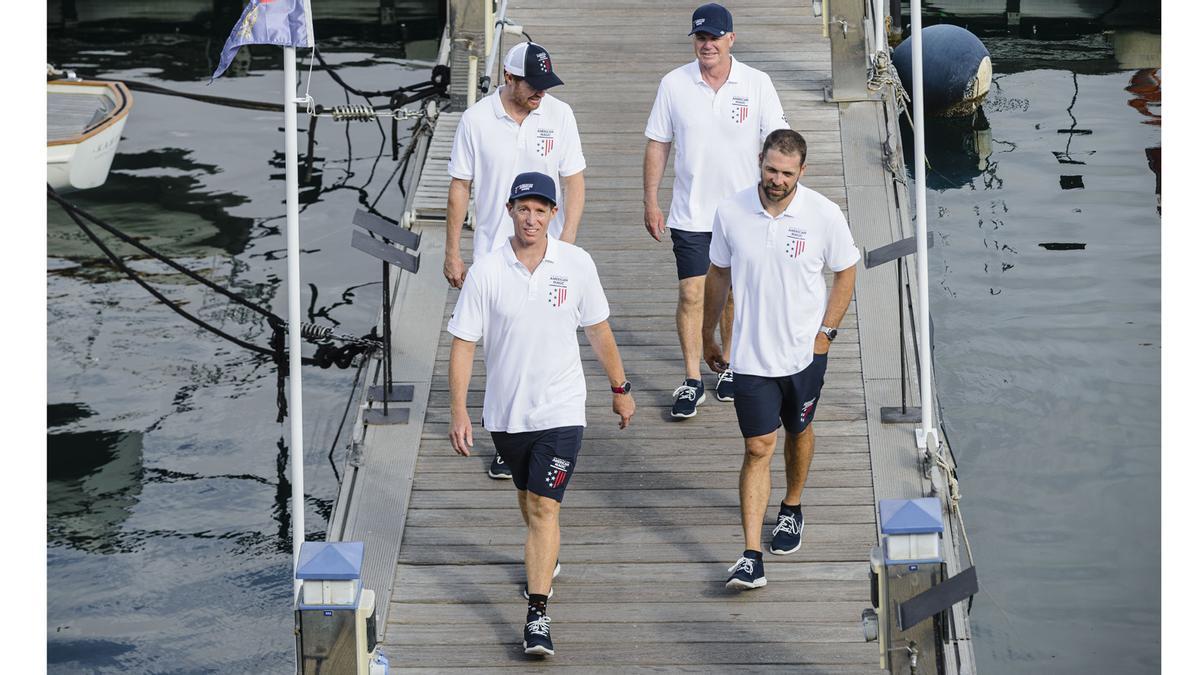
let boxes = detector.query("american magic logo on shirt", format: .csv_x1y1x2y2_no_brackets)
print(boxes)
548,275,569,307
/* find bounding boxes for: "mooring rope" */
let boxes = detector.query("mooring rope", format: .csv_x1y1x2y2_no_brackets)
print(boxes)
48,186,384,421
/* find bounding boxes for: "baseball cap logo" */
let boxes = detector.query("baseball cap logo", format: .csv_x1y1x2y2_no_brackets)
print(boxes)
516,183,533,192
694,18,705,25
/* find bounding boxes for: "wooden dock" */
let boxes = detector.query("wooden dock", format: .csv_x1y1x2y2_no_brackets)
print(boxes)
328,0,977,671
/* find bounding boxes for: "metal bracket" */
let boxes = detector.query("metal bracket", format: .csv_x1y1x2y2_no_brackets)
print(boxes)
368,384,415,403
364,406,410,426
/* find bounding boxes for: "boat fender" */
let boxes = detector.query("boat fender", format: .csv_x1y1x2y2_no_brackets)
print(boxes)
892,24,992,118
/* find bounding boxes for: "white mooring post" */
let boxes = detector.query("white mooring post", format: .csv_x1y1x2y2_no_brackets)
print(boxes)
283,46,307,596
911,2,938,450
874,0,885,52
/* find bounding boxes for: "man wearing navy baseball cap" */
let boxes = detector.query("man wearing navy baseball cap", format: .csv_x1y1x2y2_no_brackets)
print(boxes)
689,2,734,37
445,41,589,480
643,3,790,419
448,173,635,657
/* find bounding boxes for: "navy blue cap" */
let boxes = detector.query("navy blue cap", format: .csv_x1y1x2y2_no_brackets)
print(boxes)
503,42,564,91
508,171,557,206
690,3,733,36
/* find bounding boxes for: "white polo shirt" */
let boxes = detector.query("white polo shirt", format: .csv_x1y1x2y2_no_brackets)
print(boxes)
645,57,789,233
447,238,610,433
710,184,860,377
448,89,587,259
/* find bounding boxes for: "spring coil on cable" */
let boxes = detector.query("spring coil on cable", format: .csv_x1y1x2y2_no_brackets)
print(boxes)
329,104,377,122
299,323,334,341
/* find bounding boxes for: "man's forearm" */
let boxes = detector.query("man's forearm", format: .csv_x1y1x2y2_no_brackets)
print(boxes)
702,265,731,343
643,140,670,205
583,321,627,387
445,179,471,258
822,266,857,328
561,171,585,242
448,337,476,412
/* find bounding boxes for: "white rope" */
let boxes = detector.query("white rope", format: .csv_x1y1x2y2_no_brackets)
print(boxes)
299,47,317,116
930,441,974,566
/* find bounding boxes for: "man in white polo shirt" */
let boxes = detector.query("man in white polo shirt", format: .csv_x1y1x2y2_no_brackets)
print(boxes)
643,3,789,419
448,172,635,656
701,130,858,590
445,40,587,479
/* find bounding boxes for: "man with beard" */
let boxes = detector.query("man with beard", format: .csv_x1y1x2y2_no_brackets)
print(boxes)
701,130,859,589
445,41,587,479
643,3,789,419
448,172,636,654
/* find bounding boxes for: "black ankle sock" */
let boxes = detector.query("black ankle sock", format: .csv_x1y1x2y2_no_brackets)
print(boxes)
742,549,762,560
780,501,801,516
527,595,548,616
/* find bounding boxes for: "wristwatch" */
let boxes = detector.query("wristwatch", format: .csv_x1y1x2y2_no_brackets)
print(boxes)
819,325,838,341
611,380,632,394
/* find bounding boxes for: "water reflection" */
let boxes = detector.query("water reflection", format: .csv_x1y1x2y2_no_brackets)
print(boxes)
903,109,995,190
48,426,144,554
911,16,1161,673
47,148,257,259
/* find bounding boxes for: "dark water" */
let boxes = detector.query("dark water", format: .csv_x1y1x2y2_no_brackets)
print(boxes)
909,25,1161,674
46,13,438,672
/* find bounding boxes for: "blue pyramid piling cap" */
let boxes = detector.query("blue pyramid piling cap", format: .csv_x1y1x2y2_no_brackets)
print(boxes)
879,498,944,535
295,541,365,580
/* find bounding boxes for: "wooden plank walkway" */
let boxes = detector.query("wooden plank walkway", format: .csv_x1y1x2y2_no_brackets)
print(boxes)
380,1,880,670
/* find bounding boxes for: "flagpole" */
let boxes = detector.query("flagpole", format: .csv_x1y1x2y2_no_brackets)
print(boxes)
283,45,307,597
911,2,938,450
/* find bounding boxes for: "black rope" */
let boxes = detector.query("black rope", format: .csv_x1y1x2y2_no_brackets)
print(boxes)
48,187,278,321
93,76,284,112
86,58,450,117
48,186,384,368
51,188,284,360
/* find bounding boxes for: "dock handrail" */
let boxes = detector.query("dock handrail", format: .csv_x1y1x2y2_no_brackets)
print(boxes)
479,0,511,95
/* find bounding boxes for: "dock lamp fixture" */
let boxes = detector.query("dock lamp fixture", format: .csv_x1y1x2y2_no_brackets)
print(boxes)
294,542,390,675
863,498,978,671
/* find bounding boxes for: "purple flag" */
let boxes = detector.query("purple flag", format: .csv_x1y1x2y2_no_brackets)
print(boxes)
211,0,315,80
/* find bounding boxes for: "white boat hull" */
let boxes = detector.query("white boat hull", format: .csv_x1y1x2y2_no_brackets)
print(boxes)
47,113,128,192
47,80,132,192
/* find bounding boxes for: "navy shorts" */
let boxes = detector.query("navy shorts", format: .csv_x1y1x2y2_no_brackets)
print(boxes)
670,228,713,280
490,426,584,502
732,355,829,438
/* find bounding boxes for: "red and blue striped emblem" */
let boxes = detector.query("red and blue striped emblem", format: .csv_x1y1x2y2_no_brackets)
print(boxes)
548,285,567,307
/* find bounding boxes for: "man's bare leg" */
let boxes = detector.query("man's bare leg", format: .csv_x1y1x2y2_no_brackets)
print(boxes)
517,489,531,525
677,276,706,380
782,425,815,506
524,492,560,596
739,432,778,551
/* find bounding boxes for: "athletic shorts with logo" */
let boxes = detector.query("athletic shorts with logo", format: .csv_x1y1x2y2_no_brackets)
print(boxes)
490,426,584,502
732,354,828,438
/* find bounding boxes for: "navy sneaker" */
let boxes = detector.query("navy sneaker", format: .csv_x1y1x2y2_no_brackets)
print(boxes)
725,554,767,590
488,451,512,480
671,379,706,418
769,509,805,555
715,369,735,402
523,610,555,656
